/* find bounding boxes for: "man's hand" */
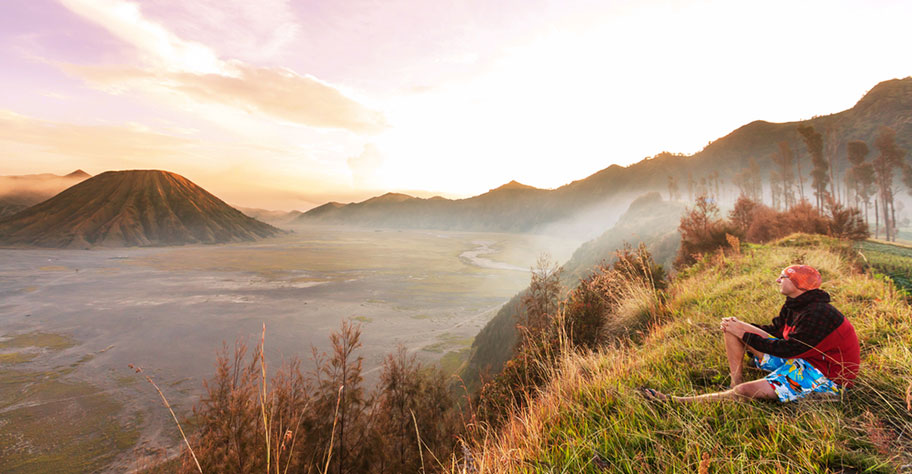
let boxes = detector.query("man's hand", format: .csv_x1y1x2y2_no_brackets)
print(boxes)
720,317,750,338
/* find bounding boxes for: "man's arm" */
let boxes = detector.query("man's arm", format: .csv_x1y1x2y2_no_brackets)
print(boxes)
739,308,842,358
752,307,787,338
741,331,813,358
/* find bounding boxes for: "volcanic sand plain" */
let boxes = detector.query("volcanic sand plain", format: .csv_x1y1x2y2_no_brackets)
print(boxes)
0,224,580,472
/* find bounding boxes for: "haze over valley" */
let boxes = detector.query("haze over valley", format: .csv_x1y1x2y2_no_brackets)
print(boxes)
0,222,581,470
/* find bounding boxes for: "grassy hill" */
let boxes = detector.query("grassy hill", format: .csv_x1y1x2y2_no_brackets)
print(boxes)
461,234,912,472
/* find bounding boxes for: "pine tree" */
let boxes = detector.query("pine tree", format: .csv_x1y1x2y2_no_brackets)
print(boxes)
667,175,680,201
873,127,908,241
797,125,829,211
772,141,796,209
846,140,874,230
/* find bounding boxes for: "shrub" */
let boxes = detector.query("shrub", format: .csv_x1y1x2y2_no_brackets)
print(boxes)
178,322,462,474
476,245,667,428
825,196,869,240
675,194,742,269
681,195,869,261
372,346,462,474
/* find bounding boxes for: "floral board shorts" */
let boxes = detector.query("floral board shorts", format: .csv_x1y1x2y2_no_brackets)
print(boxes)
751,353,841,402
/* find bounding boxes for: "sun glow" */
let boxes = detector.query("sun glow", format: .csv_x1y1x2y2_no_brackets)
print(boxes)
3,0,911,207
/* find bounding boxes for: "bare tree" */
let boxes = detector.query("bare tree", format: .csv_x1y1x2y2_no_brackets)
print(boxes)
520,255,562,340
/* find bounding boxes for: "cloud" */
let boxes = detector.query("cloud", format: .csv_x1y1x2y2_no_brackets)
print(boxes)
139,0,301,62
0,110,360,209
174,64,388,134
64,63,389,134
0,110,192,163
57,0,387,134
347,144,384,187
58,0,224,74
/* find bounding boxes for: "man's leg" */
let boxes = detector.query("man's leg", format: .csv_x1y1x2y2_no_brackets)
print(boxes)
723,326,772,387
724,332,747,387
645,379,779,403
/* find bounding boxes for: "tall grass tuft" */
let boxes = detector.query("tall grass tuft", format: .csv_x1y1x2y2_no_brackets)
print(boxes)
128,363,203,473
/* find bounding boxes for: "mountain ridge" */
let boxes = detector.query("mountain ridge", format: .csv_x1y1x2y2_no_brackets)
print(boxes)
0,170,92,218
297,77,912,233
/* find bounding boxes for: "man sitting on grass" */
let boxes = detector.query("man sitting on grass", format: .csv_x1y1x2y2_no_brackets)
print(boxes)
643,265,860,403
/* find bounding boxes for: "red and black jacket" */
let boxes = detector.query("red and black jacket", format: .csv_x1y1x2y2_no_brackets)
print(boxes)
742,289,860,387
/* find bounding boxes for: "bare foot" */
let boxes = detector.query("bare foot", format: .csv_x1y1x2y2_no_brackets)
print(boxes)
639,387,671,402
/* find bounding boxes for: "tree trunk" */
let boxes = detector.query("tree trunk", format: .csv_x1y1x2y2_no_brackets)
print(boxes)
864,200,869,230
875,199,880,239
882,192,890,241
795,144,806,202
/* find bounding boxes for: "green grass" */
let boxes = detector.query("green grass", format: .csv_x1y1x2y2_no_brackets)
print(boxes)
0,333,76,366
0,333,139,473
423,333,474,354
0,332,75,352
439,348,471,375
466,234,912,473
0,367,141,473
0,352,37,364
857,240,912,294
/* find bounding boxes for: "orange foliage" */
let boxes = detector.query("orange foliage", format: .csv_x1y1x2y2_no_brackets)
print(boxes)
679,194,868,264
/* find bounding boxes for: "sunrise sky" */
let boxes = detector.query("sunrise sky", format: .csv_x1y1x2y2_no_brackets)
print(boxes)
2,0,910,210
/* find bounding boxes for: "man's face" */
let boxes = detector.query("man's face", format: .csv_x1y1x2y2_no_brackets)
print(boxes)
776,272,802,297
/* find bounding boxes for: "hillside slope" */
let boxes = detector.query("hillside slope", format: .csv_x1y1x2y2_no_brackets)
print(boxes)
299,77,912,233
0,170,282,248
460,192,684,387
463,235,912,472
0,170,91,218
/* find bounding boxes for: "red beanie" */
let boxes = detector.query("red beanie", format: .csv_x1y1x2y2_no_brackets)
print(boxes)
783,265,821,291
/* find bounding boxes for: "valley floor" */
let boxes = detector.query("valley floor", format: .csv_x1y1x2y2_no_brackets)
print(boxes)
0,225,580,473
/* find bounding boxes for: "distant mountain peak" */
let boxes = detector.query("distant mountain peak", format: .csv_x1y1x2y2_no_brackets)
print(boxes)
491,180,538,192
363,192,414,204
65,169,91,179
0,169,281,248
854,77,912,108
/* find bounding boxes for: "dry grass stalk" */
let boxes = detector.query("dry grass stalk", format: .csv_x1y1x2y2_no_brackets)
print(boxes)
725,233,741,256
698,452,710,474
862,411,893,456
322,384,344,474
906,380,911,412
259,323,271,474
410,409,426,473
129,363,203,474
